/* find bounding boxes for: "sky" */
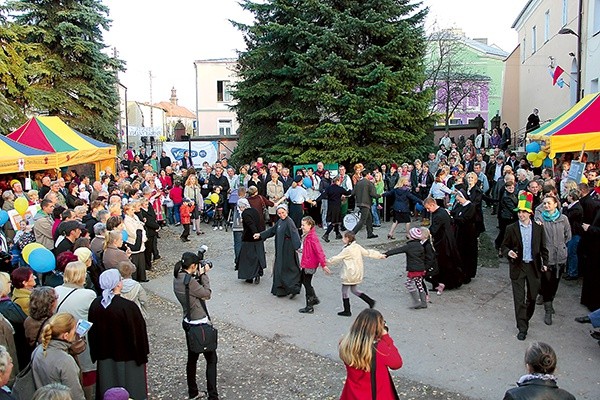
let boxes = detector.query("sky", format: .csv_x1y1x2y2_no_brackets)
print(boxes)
102,0,526,110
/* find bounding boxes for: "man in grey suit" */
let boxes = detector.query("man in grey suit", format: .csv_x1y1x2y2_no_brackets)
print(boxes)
351,170,380,239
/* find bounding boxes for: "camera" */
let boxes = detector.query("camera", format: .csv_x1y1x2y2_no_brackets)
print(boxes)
197,245,213,271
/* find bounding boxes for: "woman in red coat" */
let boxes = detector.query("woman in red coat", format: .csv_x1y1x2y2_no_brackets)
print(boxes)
339,309,403,400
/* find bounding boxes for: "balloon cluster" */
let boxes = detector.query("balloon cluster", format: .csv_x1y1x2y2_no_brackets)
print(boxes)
21,243,55,273
525,142,554,168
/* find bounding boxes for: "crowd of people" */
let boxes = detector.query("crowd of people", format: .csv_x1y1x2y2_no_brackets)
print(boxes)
0,132,598,398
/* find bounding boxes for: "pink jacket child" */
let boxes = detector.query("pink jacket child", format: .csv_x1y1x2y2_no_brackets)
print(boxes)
298,218,331,314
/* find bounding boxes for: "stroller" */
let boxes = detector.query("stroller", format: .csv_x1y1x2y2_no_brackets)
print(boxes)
202,198,216,223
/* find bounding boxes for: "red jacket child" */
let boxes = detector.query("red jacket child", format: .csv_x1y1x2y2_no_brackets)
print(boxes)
180,202,194,225
301,227,327,270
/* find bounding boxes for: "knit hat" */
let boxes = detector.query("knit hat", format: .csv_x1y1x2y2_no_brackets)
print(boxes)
74,247,92,265
103,387,131,400
408,227,422,240
514,190,534,214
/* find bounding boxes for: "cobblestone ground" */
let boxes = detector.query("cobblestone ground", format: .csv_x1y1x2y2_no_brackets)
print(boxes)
144,226,475,400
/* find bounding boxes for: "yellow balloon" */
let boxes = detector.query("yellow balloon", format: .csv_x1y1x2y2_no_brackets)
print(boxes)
209,193,220,204
549,152,556,159
526,153,537,162
536,151,546,160
533,158,543,167
22,242,44,264
14,197,29,216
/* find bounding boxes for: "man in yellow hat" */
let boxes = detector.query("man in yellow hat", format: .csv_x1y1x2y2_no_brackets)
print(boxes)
502,190,549,341
10,179,28,201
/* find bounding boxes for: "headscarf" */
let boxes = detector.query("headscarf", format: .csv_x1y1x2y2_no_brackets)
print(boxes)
100,269,122,308
237,198,250,210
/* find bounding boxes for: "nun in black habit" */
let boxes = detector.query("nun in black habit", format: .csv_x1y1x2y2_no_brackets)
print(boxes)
451,190,478,283
256,204,302,297
425,198,464,291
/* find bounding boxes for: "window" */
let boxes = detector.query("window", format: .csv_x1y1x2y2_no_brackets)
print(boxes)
562,0,568,26
449,118,463,125
218,119,233,136
544,11,550,42
217,80,232,102
531,26,537,54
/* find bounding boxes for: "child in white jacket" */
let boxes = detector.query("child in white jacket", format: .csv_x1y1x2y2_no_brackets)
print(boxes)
327,231,385,317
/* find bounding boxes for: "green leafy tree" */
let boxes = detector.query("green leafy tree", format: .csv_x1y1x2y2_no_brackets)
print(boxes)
232,0,433,166
1,0,123,143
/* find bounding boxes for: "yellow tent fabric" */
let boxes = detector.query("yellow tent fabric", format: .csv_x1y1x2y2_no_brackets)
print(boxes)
529,93,600,153
0,135,55,174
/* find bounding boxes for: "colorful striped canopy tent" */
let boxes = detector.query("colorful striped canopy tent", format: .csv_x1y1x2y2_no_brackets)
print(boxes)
0,134,55,174
7,116,116,170
529,93,600,153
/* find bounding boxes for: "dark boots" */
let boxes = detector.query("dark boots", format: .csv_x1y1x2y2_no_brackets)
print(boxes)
338,298,352,317
409,291,428,309
321,234,330,243
359,293,376,308
299,295,314,314
544,301,554,325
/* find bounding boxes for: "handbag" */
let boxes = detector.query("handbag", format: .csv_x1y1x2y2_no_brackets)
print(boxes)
260,196,270,222
12,359,35,400
370,342,400,400
182,274,218,353
56,288,87,356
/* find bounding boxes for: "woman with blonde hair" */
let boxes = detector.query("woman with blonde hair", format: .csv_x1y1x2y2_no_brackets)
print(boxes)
102,230,131,270
122,202,147,282
55,261,97,399
383,176,422,240
31,313,85,400
183,174,204,235
339,309,402,399
372,171,385,228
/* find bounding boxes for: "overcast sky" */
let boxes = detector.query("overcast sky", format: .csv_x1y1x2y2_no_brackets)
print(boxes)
102,0,525,109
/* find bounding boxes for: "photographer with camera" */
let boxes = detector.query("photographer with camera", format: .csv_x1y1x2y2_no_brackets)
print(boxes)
173,251,218,400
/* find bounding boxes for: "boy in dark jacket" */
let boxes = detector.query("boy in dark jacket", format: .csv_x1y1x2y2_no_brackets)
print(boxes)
384,228,428,309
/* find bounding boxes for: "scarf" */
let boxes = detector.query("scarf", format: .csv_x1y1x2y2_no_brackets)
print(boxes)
517,373,557,385
100,269,122,308
541,208,560,222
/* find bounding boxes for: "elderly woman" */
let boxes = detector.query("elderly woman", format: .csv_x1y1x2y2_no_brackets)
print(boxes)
266,172,284,225
0,345,15,399
31,313,85,400
10,267,36,316
55,261,98,399
246,186,274,232
122,202,147,282
88,269,149,400
102,230,131,270
255,204,302,297
23,287,57,349
237,198,267,284
0,273,29,371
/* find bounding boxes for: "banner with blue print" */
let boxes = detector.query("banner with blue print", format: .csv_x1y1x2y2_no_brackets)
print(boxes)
162,141,218,168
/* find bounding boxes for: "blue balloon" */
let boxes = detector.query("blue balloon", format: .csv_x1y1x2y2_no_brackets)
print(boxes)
542,157,553,168
0,210,8,226
525,142,541,153
27,247,55,273
121,229,128,242
302,177,312,189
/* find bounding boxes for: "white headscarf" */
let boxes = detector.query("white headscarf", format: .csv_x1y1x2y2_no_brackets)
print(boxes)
100,269,122,308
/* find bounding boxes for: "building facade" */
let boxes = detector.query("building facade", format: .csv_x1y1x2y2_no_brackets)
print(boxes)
506,0,599,138
194,58,239,138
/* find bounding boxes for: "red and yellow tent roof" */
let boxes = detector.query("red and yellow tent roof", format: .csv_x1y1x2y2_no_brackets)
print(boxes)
0,134,55,174
7,116,116,167
529,93,600,153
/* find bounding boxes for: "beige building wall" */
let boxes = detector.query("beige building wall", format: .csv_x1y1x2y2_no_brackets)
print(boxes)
194,59,239,137
501,45,521,133
512,0,580,131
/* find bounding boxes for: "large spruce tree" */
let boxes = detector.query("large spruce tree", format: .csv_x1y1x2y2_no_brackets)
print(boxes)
1,0,123,143
232,0,433,165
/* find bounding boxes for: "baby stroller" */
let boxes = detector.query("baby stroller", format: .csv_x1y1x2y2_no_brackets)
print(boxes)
202,198,216,224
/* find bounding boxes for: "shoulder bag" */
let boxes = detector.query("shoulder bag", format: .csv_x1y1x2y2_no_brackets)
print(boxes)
181,274,218,353
260,196,270,222
12,321,48,400
370,342,400,400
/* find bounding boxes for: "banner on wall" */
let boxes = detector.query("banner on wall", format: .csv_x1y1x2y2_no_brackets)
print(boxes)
162,141,218,168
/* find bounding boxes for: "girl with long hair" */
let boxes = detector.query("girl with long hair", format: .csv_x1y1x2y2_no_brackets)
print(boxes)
339,309,402,399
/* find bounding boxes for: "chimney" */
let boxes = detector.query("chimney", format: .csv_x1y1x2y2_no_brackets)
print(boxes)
473,38,488,45
170,87,178,105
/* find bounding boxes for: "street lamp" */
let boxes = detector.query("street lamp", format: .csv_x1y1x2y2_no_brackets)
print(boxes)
557,0,583,102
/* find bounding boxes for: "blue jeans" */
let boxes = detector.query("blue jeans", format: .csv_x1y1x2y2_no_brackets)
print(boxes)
166,206,174,224
371,203,381,226
173,203,182,224
566,234,580,277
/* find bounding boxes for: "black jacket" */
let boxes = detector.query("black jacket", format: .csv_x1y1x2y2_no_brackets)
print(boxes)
503,378,575,400
385,240,425,272
502,220,548,280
